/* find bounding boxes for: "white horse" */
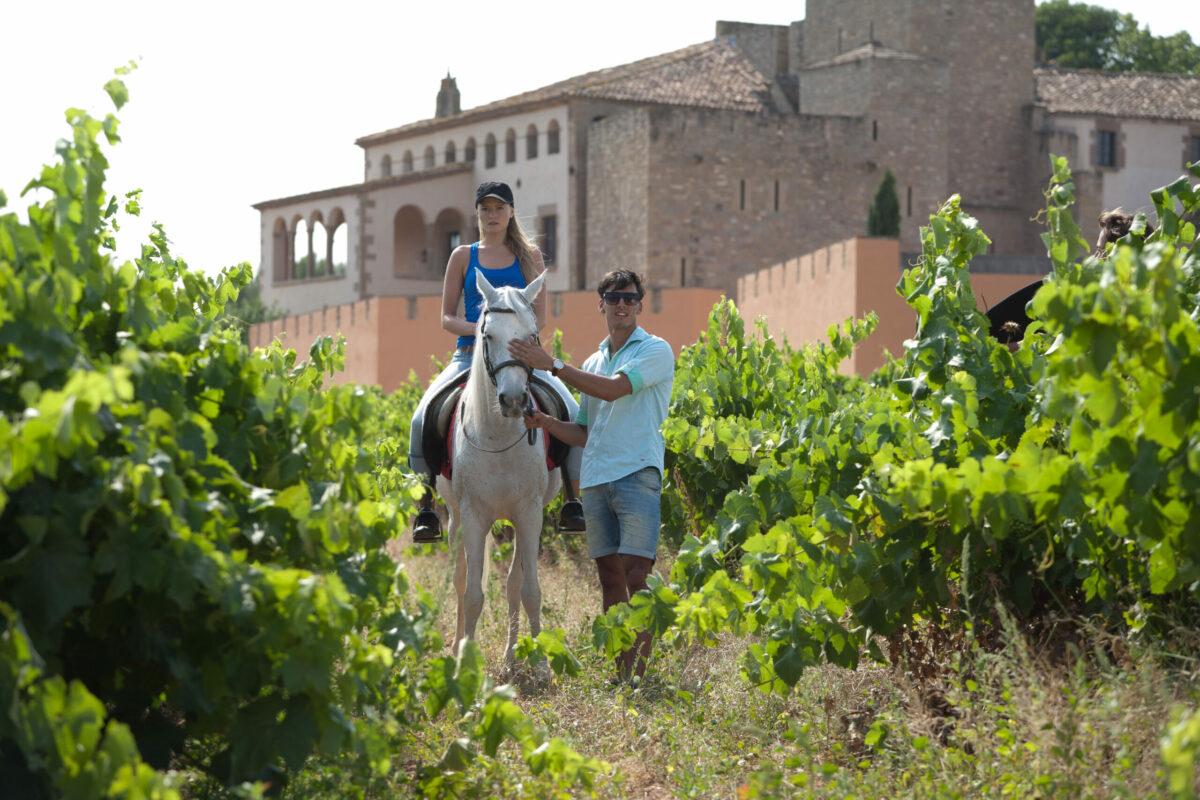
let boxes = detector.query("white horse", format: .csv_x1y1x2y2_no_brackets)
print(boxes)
438,269,560,667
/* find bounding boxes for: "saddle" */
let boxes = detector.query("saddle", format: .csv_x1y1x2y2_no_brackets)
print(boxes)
421,371,572,479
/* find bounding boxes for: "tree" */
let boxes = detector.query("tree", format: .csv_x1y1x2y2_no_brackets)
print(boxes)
1036,0,1200,74
867,170,900,238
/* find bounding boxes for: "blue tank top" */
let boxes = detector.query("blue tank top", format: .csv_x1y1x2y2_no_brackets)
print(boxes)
457,242,526,348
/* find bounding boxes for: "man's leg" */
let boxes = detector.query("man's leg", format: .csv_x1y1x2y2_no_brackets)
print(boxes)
595,553,630,612
620,554,655,678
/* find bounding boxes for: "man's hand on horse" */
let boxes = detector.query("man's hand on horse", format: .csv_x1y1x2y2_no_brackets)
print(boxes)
508,336,553,370
522,409,554,430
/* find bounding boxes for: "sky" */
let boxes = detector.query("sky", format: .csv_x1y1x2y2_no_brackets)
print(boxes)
2,1,1196,278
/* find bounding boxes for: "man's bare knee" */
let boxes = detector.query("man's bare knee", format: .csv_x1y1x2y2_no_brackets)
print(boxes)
621,554,654,592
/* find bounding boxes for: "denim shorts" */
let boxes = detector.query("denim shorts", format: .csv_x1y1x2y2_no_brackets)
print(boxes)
581,467,662,561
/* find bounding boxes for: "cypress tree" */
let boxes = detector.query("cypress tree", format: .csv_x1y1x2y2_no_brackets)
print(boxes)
868,170,901,237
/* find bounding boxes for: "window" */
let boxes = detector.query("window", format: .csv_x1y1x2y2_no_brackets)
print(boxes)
872,120,878,141
445,141,457,163
447,230,461,256
526,124,538,159
423,145,435,169
381,154,392,177
773,180,780,212
547,119,561,154
541,215,557,266
1189,135,1200,166
484,134,496,168
505,129,516,163
739,179,746,211
464,137,476,163
907,186,912,217
1097,130,1117,168
402,150,413,173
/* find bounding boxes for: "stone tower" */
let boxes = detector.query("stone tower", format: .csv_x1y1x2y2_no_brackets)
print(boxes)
435,74,461,119
798,0,1038,252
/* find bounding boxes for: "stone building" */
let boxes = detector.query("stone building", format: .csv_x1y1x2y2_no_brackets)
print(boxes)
255,0,1200,318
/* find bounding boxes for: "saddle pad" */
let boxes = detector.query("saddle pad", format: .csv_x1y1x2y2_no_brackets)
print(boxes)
439,393,556,480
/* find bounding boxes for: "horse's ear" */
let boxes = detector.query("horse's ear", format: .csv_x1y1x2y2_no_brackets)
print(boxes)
476,268,500,307
522,271,546,305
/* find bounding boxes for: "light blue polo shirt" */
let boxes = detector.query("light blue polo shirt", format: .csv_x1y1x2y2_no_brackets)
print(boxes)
575,326,675,489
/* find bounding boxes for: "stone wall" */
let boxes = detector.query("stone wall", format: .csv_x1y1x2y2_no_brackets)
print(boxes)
584,108,652,287
635,105,871,295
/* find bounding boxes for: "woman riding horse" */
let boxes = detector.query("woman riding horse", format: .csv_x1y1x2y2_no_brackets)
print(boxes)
408,181,584,541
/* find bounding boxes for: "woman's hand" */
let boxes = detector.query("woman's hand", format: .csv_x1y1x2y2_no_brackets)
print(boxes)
508,336,554,371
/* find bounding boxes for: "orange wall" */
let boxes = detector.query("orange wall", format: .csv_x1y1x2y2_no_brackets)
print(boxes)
250,287,724,393
248,243,1042,388
737,237,1046,376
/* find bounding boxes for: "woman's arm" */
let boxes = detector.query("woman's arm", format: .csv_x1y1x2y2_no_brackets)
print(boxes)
440,246,475,338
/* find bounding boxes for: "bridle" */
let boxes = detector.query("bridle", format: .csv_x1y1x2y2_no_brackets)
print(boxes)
462,301,538,451
479,305,535,387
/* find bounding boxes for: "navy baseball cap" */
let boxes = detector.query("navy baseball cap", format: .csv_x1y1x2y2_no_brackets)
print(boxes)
475,181,514,206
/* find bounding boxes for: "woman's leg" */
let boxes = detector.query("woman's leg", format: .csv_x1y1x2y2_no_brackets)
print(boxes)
532,370,585,531
412,353,472,541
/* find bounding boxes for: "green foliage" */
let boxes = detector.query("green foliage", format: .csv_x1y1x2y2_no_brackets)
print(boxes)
0,71,599,797
866,170,900,238
221,274,284,343
593,155,1200,695
1036,0,1200,74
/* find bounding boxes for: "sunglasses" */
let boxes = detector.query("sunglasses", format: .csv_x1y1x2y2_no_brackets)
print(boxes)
602,291,642,306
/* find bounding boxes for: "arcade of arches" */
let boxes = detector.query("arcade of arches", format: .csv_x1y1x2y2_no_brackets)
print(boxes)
392,205,472,280
272,208,349,282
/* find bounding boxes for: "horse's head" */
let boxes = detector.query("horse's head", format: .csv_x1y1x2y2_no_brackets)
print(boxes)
476,269,545,417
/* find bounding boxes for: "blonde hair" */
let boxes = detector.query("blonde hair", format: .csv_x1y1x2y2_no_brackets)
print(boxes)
504,214,541,283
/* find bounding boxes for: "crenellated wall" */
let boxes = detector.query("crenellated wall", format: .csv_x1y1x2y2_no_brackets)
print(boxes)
737,237,1043,375
249,287,724,392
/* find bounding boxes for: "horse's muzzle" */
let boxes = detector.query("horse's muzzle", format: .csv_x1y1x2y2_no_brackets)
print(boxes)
497,390,526,417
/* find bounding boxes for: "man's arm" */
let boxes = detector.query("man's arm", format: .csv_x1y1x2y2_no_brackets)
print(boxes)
523,411,588,447
507,338,632,401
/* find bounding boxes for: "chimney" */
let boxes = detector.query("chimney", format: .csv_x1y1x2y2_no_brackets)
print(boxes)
436,73,461,118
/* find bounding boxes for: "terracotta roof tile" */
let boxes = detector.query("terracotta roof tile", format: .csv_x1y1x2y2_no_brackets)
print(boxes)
1035,67,1200,122
357,39,774,146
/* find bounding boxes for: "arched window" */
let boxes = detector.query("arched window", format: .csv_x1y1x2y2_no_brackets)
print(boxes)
393,205,427,277
547,119,561,155
464,137,476,163
423,145,435,169
310,214,328,277
526,124,538,159
380,154,392,178
292,218,310,279
433,208,465,273
402,150,414,173
328,208,349,277
484,133,497,168
445,140,457,163
505,128,516,163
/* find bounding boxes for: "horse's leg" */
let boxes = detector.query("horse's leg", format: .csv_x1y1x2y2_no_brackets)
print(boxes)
440,477,468,649
503,542,524,666
453,533,467,649
459,507,489,644
514,505,544,642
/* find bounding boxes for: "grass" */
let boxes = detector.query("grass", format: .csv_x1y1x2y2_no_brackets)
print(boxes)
326,536,1200,799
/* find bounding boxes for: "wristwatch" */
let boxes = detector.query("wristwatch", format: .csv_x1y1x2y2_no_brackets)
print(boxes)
551,357,564,376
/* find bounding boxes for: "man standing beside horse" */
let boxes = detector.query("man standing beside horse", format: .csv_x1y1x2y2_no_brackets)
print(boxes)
508,269,674,682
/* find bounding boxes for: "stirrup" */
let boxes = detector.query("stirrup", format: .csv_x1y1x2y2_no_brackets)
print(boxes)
412,509,443,543
557,499,586,533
